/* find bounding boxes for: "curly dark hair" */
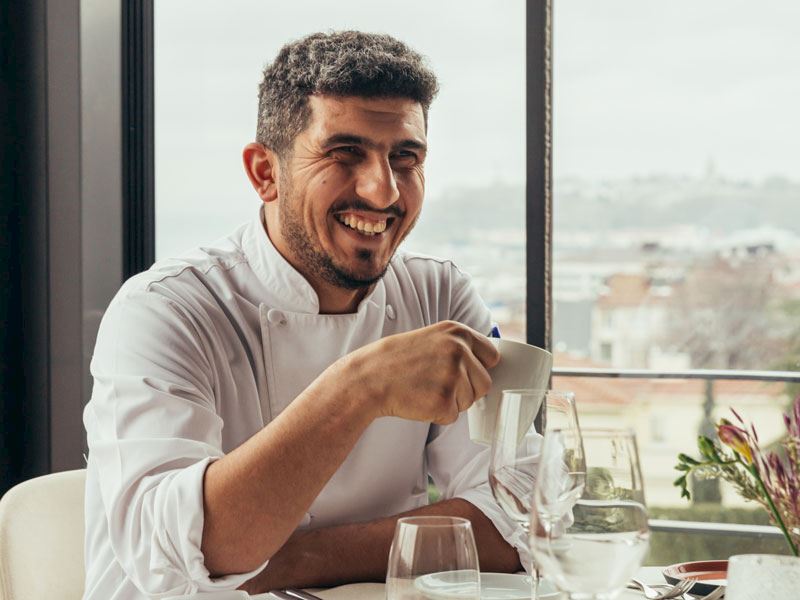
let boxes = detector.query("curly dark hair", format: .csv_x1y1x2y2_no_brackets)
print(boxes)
256,30,439,156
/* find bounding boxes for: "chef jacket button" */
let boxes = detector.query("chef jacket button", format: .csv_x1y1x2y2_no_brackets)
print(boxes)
267,309,286,325
386,304,396,320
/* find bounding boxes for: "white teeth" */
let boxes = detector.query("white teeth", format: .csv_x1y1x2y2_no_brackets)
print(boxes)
336,214,388,235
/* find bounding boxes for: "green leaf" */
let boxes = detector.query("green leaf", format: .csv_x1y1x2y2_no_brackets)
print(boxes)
678,453,700,465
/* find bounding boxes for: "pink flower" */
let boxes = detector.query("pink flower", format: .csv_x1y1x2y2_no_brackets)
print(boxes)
717,420,754,464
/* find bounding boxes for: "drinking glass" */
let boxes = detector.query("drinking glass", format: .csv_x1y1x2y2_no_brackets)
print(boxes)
386,516,481,600
489,389,583,597
531,428,649,600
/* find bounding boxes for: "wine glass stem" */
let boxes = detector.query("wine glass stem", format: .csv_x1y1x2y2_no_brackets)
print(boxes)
519,523,540,600
529,559,540,600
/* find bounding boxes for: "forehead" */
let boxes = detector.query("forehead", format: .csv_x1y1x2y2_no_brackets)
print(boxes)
303,95,426,145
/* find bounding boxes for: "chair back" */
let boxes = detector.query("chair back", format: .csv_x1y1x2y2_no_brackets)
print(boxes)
0,469,86,600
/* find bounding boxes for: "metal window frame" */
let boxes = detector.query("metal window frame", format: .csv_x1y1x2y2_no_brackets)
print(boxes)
0,0,127,494
553,367,800,383
122,0,155,277
526,0,552,352
113,0,793,545
527,0,794,544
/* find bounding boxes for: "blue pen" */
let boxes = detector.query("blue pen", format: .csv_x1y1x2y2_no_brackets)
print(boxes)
489,324,501,338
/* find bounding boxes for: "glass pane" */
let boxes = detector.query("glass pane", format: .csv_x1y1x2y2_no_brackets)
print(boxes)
552,373,798,562
154,0,526,339
553,1,800,371
647,529,790,566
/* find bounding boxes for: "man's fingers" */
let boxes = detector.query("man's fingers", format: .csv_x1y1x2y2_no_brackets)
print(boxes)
462,327,501,369
457,354,492,412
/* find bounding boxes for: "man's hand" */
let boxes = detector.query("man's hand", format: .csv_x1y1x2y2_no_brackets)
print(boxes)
337,321,500,425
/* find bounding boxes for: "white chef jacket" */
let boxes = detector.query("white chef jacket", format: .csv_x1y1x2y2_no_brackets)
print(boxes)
83,208,529,600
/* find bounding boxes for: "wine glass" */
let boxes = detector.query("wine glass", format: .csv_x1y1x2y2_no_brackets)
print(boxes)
489,389,582,597
530,428,649,600
386,516,481,600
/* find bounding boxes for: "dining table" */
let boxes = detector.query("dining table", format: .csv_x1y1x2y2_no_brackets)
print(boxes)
247,566,684,600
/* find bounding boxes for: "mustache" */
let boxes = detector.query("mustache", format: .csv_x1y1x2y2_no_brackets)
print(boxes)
331,199,405,219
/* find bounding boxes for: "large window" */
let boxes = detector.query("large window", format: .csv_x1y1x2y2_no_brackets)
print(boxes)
152,0,799,564
154,0,527,339
553,1,800,561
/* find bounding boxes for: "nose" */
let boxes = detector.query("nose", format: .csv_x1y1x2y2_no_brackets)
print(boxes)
354,155,400,209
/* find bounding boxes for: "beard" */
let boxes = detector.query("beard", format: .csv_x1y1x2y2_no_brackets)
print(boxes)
278,176,400,291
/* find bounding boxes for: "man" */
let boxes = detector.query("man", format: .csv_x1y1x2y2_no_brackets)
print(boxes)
83,31,526,600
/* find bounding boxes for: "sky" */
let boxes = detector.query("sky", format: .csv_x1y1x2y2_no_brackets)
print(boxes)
154,0,800,257
154,0,524,232
554,1,800,180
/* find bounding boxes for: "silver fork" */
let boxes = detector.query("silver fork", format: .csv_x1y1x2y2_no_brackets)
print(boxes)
627,578,695,600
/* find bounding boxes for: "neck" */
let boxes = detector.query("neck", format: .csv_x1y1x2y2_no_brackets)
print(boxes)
315,281,372,315
260,208,373,315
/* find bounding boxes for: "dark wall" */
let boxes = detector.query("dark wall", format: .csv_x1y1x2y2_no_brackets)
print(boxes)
0,1,51,494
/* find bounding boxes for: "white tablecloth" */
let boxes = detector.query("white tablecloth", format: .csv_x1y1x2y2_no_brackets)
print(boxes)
251,567,671,600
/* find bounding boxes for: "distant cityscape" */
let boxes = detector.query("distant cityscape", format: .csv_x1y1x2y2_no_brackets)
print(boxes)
407,171,800,373
407,172,800,507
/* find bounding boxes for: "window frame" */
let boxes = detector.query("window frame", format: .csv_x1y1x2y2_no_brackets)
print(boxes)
134,0,789,545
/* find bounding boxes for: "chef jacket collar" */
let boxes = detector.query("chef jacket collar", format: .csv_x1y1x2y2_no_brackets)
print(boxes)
242,206,384,316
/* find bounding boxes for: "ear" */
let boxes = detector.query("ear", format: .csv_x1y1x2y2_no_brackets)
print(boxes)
243,143,280,203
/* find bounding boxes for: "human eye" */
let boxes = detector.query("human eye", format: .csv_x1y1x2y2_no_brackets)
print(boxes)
390,150,419,167
329,146,361,158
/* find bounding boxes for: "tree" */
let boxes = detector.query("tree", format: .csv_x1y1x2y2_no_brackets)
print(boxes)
664,254,786,371
663,253,792,503
773,298,800,402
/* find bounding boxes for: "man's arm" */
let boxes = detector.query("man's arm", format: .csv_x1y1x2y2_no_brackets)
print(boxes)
239,498,521,593
201,320,500,576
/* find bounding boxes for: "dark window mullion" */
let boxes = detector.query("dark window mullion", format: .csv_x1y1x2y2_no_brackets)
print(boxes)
122,0,155,278
526,0,553,352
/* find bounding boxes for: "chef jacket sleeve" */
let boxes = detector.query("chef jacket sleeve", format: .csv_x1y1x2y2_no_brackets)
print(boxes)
84,289,267,596
425,261,532,571
426,417,533,573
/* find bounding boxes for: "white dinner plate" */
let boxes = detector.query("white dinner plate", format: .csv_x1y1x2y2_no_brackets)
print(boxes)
414,571,560,600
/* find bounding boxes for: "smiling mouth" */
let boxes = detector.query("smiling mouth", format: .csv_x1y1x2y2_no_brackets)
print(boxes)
334,213,395,237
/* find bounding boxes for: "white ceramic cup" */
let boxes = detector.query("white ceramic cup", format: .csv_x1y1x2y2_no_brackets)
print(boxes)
467,338,553,445
164,591,250,600
726,554,800,600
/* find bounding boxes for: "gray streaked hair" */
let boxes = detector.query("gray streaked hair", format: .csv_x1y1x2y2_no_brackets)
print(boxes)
256,30,439,156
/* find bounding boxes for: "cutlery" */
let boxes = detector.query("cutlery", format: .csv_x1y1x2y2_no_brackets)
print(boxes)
627,578,694,599
694,586,725,600
282,589,326,600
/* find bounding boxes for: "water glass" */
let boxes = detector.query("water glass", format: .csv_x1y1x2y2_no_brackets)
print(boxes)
726,554,800,600
531,428,649,599
489,390,581,532
489,389,582,598
386,516,480,600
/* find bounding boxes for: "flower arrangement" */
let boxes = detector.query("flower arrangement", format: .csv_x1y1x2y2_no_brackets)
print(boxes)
674,396,800,557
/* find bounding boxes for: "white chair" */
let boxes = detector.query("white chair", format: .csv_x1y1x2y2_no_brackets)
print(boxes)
0,469,86,600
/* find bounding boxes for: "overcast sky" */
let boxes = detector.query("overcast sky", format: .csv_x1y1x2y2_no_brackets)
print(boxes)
154,0,799,256
554,1,800,180
155,0,525,208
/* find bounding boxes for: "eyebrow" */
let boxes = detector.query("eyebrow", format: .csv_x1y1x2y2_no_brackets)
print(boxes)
321,133,427,153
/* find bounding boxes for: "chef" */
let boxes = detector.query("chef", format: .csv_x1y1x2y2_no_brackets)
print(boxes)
83,31,527,600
